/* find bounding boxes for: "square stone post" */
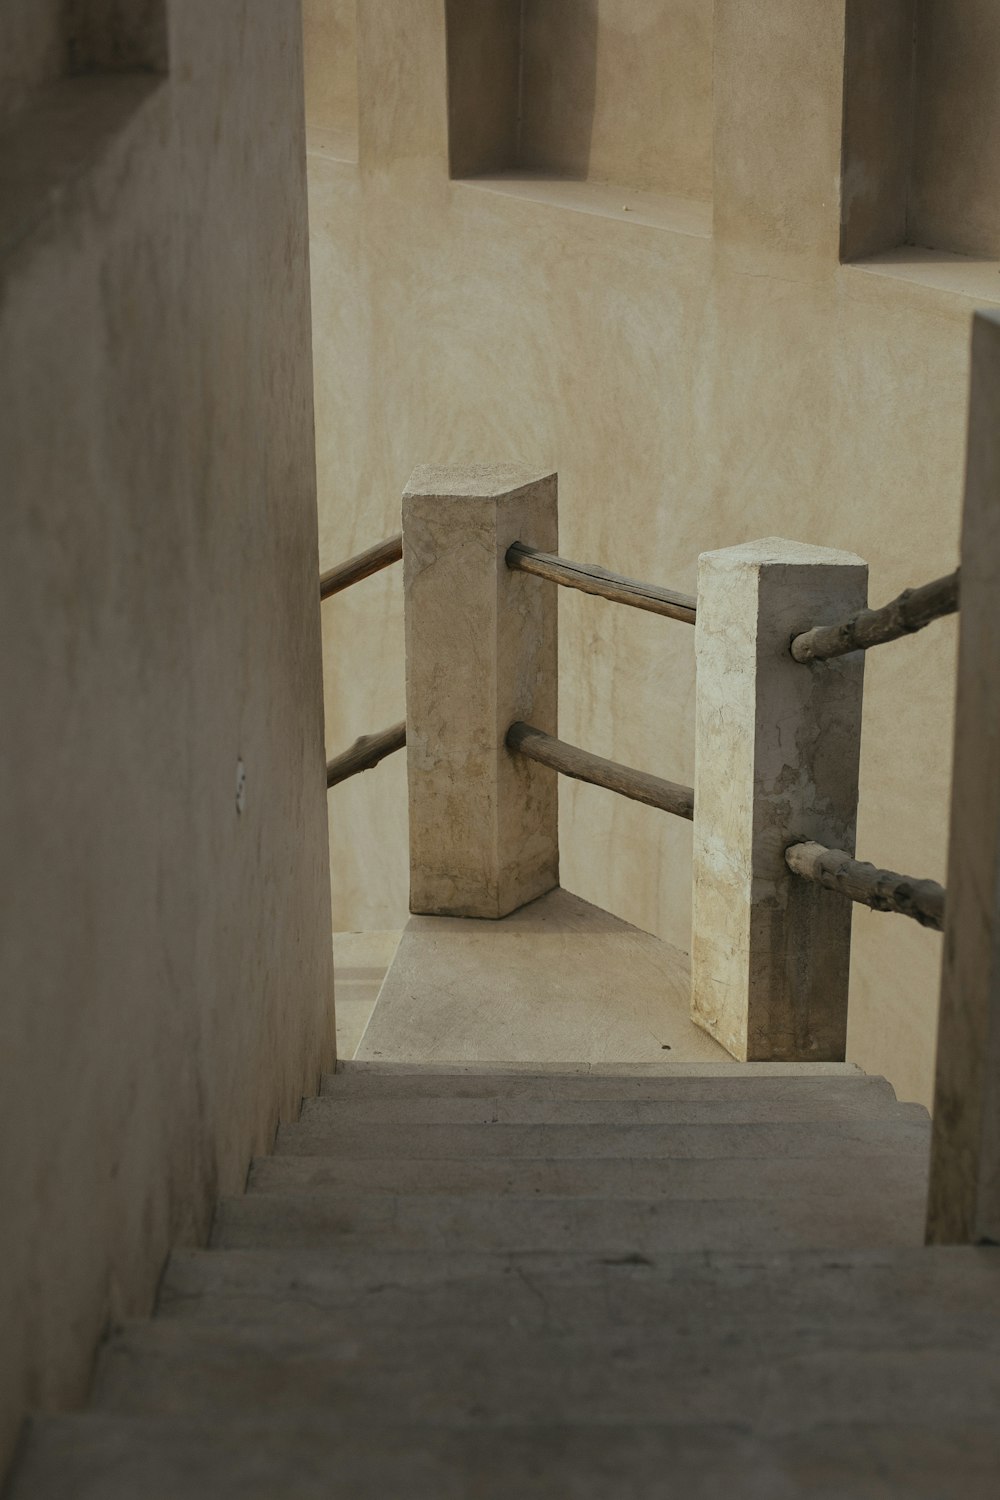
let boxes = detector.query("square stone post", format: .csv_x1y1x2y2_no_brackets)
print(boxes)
403,464,559,919
928,311,1000,1245
691,539,868,1061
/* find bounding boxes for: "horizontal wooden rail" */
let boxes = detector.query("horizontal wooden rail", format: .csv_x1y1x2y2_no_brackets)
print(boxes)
320,533,403,601
785,840,945,931
507,721,694,820
790,569,959,664
327,721,406,788
507,543,696,625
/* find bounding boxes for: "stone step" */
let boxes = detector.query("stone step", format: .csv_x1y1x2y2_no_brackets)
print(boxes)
211,1185,925,1254
299,1087,919,1128
248,1146,929,1201
159,1246,1000,1341
275,1115,930,1161
89,1314,1000,1432
14,1412,1000,1500
322,1065,878,1101
337,1059,865,1079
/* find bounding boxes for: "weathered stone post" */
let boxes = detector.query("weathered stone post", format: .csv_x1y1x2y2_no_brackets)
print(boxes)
402,464,559,919
691,539,868,1061
928,311,1000,1245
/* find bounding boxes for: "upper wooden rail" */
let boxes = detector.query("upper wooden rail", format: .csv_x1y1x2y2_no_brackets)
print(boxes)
320,533,403,601
785,840,945,931
790,569,959,664
507,543,697,625
507,721,694,820
327,721,406,788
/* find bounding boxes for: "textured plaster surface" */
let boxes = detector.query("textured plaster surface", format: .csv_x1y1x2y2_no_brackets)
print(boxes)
301,0,357,160
692,541,867,1061
0,0,334,1475
357,887,729,1065
309,1,994,1108
404,465,559,918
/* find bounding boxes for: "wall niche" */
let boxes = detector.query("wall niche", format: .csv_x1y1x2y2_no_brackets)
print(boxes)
843,0,1000,263
1,0,166,120
446,0,714,216
302,0,358,162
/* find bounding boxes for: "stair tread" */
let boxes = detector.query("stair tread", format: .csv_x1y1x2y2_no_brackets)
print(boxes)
300,1088,919,1127
161,1244,1000,1332
249,1149,927,1198
14,1412,1000,1500
90,1314,1000,1429
336,1059,866,1079
211,1184,927,1253
276,1116,930,1159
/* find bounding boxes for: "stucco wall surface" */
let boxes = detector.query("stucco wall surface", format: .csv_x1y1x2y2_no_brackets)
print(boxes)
309,1,998,1111
0,0,334,1475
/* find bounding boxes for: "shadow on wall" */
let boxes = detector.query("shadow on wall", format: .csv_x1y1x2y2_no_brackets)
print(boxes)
519,0,598,181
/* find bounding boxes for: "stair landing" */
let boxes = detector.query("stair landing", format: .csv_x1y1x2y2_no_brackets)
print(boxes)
356,886,729,1065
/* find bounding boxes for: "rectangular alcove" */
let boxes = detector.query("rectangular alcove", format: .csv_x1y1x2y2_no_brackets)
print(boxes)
445,0,714,237
302,0,359,163
0,0,168,259
842,0,1000,295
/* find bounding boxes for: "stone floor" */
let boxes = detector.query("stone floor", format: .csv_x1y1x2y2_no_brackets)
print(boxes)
356,887,729,1066
332,930,400,1059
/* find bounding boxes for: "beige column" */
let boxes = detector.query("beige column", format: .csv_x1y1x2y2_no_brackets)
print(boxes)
403,464,559,920
928,311,1000,1245
691,539,868,1061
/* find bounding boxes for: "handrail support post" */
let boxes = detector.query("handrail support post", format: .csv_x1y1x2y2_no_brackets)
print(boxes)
402,464,559,919
691,539,868,1060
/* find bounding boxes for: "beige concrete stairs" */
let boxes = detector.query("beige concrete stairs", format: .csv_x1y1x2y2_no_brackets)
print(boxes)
10,1062,1000,1497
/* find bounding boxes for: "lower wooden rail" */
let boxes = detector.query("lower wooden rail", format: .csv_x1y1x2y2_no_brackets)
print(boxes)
506,543,697,624
507,721,694,820
327,721,406,788
320,533,403,601
790,569,959,664
785,840,945,931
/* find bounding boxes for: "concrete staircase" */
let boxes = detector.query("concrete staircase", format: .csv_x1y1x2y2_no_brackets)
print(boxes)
11,1061,1000,1497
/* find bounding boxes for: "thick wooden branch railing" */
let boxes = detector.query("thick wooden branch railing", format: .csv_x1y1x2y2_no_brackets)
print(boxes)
327,721,406,788
506,542,697,624
320,533,403,601
507,721,694,820
785,840,945,931
790,569,959,664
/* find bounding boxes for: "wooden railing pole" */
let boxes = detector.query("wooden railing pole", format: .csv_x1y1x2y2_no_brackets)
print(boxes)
691,539,868,1061
319,533,402,600
928,310,1000,1246
402,465,559,919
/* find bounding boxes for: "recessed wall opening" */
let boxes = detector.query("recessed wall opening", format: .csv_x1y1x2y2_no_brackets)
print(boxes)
63,0,169,75
1,0,166,120
843,0,1000,263
301,0,359,163
446,0,714,226
0,1,169,257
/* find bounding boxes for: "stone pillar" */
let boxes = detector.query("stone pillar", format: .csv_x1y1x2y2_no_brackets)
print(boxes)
928,311,1000,1245
403,464,559,920
691,539,868,1061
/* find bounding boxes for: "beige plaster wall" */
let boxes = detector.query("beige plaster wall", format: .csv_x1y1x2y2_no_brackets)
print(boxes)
302,0,358,159
309,1,998,1111
0,0,334,1476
